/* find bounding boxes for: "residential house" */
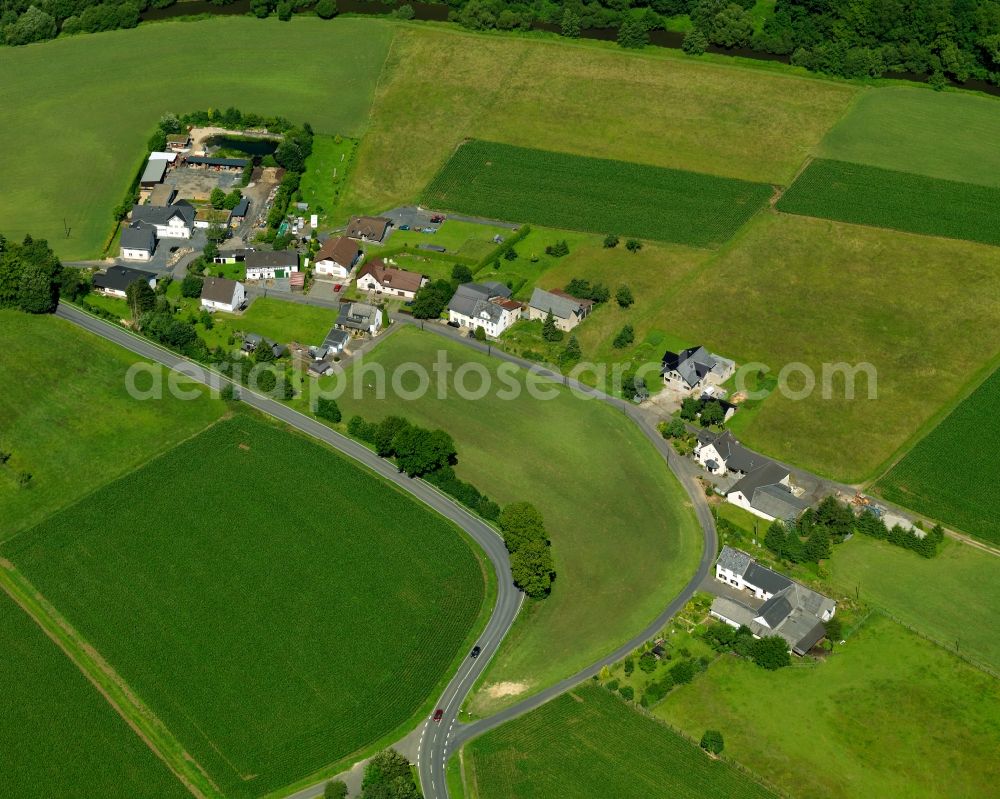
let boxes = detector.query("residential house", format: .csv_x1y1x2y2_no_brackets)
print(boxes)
336,302,382,336
710,546,836,655
448,282,520,338
726,461,811,522
92,265,157,298
346,215,391,244
525,287,593,332
322,328,351,354
200,277,246,313
661,346,735,392
119,223,156,262
314,237,361,279
245,250,299,281
130,203,194,239
147,184,177,207
356,259,426,299
694,430,768,477
139,158,167,188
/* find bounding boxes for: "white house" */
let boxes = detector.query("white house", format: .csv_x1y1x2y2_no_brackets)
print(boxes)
130,203,194,240
525,287,593,332
200,277,246,313
694,430,768,477
447,282,520,338
119,223,156,262
710,546,836,655
356,259,425,299
92,265,157,298
244,250,299,281
336,302,382,336
314,237,361,279
661,346,735,392
726,461,811,522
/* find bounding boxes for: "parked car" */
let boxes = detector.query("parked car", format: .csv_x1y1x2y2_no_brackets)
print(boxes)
433,709,444,722
421,227,436,234
447,320,460,328
430,214,445,223
333,284,343,292
470,646,481,658
399,224,410,231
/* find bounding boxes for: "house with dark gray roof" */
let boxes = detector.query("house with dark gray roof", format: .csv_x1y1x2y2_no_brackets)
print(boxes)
711,545,836,655
92,265,157,298
661,346,735,392
130,203,194,240
448,282,519,338
119,223,156,262
694,429,768,476
139,158,167,187
726,461,811,522
245,250,299,281
322,328,351,353
230,197,250,218
336,302,382,336
526,287,593,332
200,277,246,313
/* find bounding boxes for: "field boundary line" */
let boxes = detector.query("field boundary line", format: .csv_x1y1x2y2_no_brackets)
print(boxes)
0,560,222,799
871,608,999,679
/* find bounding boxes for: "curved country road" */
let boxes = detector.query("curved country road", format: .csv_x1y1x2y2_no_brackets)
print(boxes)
54,304,716,799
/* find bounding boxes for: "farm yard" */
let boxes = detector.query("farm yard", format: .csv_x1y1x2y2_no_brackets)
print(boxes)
0,592,191,799
817,86,1000,187
463,684,776,799
333,327,702,712
776,158,1000,247
0,310,223,541
657,614,1000,799
3,416,486,798
874,366,1000,545
422,140,773,247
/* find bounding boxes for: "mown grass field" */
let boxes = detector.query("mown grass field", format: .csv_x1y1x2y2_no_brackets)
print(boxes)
333,327,702,712
776,158,1000,246
874,367,1000,544
343,26,855,216
423,140,772,247
0,592,190,799
298,134,357,225
657,614,1000,799
4,415,485,798
826,536,1000,671
0,17,393,257
648,213,1000,481
0,309,224,541
464,684,776,799
818,86,1000,187
204,296,337,348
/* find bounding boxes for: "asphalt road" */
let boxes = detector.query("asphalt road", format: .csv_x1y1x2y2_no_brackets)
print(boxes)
54,303,716,799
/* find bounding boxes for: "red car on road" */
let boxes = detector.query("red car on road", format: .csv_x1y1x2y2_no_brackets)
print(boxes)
333,284,343,292
433,709,444,722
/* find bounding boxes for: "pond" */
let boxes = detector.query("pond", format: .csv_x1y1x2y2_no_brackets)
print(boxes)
206,135,280,156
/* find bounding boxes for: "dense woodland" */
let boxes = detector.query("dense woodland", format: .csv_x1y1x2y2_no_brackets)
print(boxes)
2,0,998,86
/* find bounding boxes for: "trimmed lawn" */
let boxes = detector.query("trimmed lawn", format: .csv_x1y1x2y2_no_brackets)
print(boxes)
5,416,486,798
817,86,1000,187
464,684,776,799
343,27,855,216
333,327,702,712
202,296,337,349
0,592,190,799
826,536,1000,672
776,159,1000,247
648,213,1000,481
386,219,515,263
422,140,773,247
657,614,1000,799
874,366,1000,544
0,16,393,257
0,309,223,541
299,134,357,226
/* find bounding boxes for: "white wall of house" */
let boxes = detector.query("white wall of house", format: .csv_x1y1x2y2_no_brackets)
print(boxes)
97,287,128,299
201,282,245,313
357,274,418,299
315,259,350,279
154,218,191,239
709,609,743,629
246,265,299,281
120,247,152,262
715,563,771,601
726,490,778,523
694,442,727,475
525,306,578,332
449,307,518,338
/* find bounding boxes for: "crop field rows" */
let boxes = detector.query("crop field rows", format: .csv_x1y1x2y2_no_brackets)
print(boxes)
465,684,776,799
874,366,1000,544
422,140,773,247
776,159,1000,247
4,416,485,798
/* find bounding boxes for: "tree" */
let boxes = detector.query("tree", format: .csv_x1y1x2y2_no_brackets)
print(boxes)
499,502,546,550
473,325,486,342
603,233,620,248
612,324,634,349
625,238,643,253
392,426,456,477
700,729,724,754
0,235,62,314
250,0,273,18
323,780,348,799
560,335,581,364
373,415,411,457
545,239,569,257
682,28,709,55
315,0,338,18
277,0,292,20
158,113,182,134
203,240,219,262
699,399,724,427
126,279,155,321
411,279,452,319
764,520,786,556
679,396,701,421
510,538,554,598
615,284,634,308
205,224,228,244
749,635,790,669
209,187,226,209
804,525,832,563
181,274,204,298
619,685,634,701
316,397,342,423
451,263,473,285
618,15,649,49
4,6,56,46
361,749,418,799
824,615,843,643
661,417,687,439
223,189,243,210
542,310,563,342
18,261,61,314
561,7,580,38
275,139,306,172
256,369,278,394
